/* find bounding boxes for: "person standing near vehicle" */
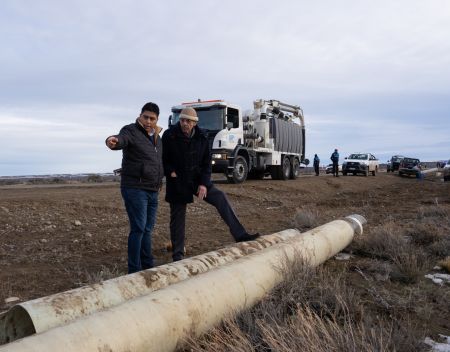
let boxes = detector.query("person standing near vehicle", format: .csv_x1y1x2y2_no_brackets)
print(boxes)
313,154,320,176
162,107,260,262
105,102,163,274
330,148,339,177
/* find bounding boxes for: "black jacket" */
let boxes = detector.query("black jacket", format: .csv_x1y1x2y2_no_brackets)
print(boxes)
107,120,163,191
162,123,212,203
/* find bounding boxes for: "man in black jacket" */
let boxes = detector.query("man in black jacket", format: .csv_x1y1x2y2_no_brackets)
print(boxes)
106,102,163,273
330,148,340,177
162,107,260,262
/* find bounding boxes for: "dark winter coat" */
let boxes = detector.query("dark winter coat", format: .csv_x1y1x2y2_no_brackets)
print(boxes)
107,120,164,191
331,151,339,164
313,155,320,166
162,122,212,203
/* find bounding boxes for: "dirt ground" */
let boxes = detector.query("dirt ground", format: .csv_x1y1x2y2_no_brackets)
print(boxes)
1,172,449,335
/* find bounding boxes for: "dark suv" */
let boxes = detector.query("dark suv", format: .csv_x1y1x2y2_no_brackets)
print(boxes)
387,155,404,172
398,157,421,177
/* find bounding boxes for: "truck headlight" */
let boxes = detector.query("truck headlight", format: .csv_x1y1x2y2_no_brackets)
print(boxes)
212,153,227,160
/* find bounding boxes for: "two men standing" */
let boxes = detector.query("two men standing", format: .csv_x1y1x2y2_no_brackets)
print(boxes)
107,103,259,272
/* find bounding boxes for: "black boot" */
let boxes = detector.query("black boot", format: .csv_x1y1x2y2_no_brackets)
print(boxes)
236,233,261,242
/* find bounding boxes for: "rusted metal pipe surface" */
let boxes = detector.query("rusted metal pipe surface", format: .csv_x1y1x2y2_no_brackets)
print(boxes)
0,215,365,352
0,229,300,344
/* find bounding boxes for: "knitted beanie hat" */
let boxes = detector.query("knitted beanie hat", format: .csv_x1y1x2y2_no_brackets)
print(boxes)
179,107,198,122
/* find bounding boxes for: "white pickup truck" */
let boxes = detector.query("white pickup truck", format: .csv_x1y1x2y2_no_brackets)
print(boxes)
342,153,379,176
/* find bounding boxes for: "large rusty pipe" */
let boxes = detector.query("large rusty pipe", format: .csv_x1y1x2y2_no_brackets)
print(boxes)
0,229,300,344
0,215,365,352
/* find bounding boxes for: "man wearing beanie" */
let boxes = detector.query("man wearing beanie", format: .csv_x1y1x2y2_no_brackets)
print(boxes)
106,102,163,273
162,106,260,262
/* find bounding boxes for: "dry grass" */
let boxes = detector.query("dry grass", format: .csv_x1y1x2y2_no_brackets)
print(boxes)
84,265,123,284
352,223,408,261
406,221,444,246
184,256,424,352
390,248,431,284
418,205,449,219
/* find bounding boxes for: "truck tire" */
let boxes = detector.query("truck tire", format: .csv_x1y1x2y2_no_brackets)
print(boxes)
227,156,248,184
282,156,291,180
290,158,300,179
343,171,347,176
372,167,377,176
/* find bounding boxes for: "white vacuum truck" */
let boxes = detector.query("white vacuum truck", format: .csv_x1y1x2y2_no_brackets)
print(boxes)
169,99,308,183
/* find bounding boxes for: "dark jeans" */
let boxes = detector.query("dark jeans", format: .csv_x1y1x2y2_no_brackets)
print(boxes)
121,187,158,273
314,163,319,176
333,162,339,177
169,185,246,261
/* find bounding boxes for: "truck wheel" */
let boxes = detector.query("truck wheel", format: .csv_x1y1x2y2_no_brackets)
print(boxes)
290,158,300,179
227,156,248,184
372,167,377,176
282,157,291,180
343,172,347,176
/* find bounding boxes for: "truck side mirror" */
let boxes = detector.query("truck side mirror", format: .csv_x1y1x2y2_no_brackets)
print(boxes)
226,122,233,130
304,158,310,166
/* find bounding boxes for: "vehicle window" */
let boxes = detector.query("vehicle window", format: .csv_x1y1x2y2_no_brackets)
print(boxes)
403,158,420,164
226,107,239,128
171,106,225,130
349,154,367,160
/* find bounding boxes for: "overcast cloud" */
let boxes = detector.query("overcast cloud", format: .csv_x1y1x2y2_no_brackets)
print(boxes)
1,0,449,176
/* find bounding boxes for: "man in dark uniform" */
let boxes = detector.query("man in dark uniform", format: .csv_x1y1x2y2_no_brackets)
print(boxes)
330,148,340,177
313,154,320,176
162,107,260,262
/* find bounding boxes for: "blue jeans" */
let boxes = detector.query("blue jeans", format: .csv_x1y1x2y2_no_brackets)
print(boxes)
121,188,158,274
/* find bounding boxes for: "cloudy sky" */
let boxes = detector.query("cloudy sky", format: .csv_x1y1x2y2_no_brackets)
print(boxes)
1,0,449,176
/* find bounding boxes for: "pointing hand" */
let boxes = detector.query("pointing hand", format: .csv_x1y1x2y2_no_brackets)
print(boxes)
107,136,118,149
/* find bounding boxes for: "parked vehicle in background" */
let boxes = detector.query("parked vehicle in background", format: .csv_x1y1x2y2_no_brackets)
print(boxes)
443,159,450,181
387,155,404,172
437,160,448,168
342,153,379,176
325,164,342,174
398,157,421,177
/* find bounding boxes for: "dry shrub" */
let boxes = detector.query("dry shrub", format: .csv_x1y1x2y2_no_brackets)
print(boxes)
84,265,122,284
184,255,423,352
293,208,319,230
427,236,450,257
418,205,449,219
353,223,407,261
390,247,431,284
406,221,444,246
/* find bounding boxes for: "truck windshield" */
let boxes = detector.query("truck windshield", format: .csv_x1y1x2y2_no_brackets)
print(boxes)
348,154,368,160
171,106,225,131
